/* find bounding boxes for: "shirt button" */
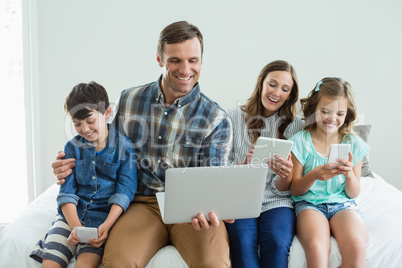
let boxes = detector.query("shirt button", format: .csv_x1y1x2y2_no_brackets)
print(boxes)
158,159,161,163
164,112,168,115
90,200,93,203
186,141,190,145
92,176,96,180
92,161,95,165
158,136,162,139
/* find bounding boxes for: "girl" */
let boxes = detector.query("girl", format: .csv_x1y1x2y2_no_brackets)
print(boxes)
226,60,303,268
289,77,369,267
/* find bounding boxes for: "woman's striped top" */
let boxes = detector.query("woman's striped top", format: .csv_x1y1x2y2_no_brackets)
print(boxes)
228,106,303,212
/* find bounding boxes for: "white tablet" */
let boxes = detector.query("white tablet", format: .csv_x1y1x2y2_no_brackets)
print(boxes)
156,164,268,224
251,137,293,166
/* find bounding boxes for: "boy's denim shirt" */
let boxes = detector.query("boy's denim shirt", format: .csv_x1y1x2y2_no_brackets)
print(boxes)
57,124,137,228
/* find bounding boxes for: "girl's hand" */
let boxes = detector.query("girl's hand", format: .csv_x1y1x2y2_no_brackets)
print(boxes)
89,224,108,248
68,227,81,246
334,152,354,178
269,154,293,179
314,164,342,181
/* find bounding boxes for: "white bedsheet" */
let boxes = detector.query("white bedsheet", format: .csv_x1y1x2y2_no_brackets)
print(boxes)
1,174,401,268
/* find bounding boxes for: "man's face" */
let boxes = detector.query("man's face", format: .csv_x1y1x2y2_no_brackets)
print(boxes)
157,37,202,104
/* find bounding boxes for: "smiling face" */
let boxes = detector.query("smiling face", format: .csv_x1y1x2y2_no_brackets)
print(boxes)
315,95,348,135
260,71,293,117
72,107,111,149
157,37,202,105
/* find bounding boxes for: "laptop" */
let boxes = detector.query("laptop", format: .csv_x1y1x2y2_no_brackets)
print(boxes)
156,164,268,224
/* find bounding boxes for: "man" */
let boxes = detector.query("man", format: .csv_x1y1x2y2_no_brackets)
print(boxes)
52,21,233,267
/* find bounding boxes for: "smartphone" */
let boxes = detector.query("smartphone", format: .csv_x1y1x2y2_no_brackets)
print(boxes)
76,227,98,243
327,144,351,168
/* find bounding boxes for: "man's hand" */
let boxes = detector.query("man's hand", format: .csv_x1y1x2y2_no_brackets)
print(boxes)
52,151,75,185
191,212,234,231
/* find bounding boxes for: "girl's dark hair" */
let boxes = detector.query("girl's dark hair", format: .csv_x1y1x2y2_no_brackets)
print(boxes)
242,60,299,144
64,81,110,120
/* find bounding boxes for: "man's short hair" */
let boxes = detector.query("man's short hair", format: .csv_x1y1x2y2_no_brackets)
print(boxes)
157,21,203,60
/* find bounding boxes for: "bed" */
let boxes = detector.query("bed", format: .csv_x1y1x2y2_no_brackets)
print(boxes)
1,128,402,267
1,173,402,267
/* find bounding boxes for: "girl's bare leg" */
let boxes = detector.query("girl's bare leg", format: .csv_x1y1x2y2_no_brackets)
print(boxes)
297,209,331,268
330,210,367,268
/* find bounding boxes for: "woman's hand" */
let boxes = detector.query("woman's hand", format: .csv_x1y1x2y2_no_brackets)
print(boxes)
241,149,254,165
270,154,294,191
269,154,293,179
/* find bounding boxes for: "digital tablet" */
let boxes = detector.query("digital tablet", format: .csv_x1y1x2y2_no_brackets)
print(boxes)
251,137,293,166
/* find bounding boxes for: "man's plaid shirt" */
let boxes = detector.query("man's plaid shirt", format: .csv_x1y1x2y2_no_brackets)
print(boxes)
113,76,232,196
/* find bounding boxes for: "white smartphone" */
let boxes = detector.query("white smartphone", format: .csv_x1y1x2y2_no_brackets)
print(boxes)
327,144,351,168
76,227,98,243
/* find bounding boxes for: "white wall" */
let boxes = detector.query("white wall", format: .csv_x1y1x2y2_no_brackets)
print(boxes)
28,0,402,195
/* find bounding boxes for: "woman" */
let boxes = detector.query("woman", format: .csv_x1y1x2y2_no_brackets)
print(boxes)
225,60,303,268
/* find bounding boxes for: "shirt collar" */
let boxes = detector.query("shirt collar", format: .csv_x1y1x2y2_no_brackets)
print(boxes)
74,123,115,152
265,110,280,122
153,75,200,108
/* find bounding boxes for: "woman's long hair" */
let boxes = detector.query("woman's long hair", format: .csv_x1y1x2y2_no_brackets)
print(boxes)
242,60,299,144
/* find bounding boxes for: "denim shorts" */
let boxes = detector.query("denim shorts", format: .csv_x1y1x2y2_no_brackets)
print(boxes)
295,200,361,220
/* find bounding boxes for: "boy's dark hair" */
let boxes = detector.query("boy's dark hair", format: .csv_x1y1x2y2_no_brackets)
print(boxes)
64,81,110,120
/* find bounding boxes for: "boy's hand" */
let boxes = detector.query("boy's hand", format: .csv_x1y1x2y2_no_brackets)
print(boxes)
89,224,108,248
52,151,75,185
68,227,81,246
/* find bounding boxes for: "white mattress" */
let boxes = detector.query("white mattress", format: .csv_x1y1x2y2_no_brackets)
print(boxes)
1,173,401,268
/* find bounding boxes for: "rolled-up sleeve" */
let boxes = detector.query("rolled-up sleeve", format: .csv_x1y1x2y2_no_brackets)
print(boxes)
109,137,137,212
57,193,80,207
269,174,291,197
201,114,233,167
108,193,131,212
58,142,79,208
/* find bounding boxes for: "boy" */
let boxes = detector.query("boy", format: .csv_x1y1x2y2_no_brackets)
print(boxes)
30,81,137,268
